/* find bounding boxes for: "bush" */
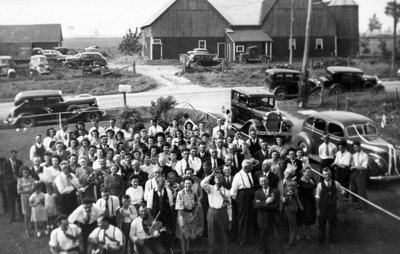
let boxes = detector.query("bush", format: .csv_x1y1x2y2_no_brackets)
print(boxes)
118,106,143,124
150,96,177,120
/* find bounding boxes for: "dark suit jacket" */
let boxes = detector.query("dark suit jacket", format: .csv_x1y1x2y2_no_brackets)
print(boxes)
206,157,225,169
197,152,211,162
253,188,281,229
222,175,234,190
254,170,280,190
2,158,23,193
254,150,269,170
231,153,244,170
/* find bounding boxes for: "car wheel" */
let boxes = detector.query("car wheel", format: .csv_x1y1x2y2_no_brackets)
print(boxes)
371,85,385,93
329,87,343,96
260,56,268,64
65,62,74,69
19,115,36,128
239,58,247,64
85,112,100,122
8,71,16,78
274,88,287,101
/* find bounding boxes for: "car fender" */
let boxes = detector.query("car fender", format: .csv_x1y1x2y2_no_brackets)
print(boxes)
240,119,263,133
292,131,314,154
7,68,16,77
329,83,343,91
272,86,287,94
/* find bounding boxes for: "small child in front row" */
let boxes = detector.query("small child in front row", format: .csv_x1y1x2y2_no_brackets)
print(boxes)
29,183,48,238
117,195,138,254
44,184,58,232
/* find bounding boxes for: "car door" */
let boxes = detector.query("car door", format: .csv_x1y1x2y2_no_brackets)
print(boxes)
327,122,345,146
286,73,299,95
236,93,251,123
352,73,364,92
311,118,327,155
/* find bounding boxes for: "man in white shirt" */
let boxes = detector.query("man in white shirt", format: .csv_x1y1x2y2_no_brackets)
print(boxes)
332,139,352,190
54,161,80,215
318,133,337,172
230,159,255,245
215,138,228,160
175,148,190,177
129,206,167,254
201,170,232,254
49,215,81,254
88,215,124,254
55,122,70,146
88,119,106,139
68,199,103,254
95,187,120,226
188,146,202,175
29,134,46,162
212,118,228,139
148,118,163,137
350,141,369,202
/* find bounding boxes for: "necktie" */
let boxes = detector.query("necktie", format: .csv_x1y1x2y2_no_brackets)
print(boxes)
186,159,190,169
326,143,329,157
158,191,163,210
105,198,110,216
85,213,91,224
247,173,253,188
226,176,229,184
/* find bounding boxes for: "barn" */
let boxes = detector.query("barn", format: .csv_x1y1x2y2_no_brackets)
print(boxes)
0,24,63,60
140,0,359,60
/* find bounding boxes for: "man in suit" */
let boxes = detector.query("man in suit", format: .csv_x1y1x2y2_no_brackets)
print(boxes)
197,142,211,162
2,149,23,222
209,148,225,171
127,159,148,189
254,160,280,190
54,141,70,161
0,156,8,214
283,148,303,180
223,154,239,177
228,144,243,170
254,140,269,171
253,175,283,254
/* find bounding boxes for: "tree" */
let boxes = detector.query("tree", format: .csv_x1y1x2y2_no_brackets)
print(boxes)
368,13,382,34
385,0,400,68
118,28,143,55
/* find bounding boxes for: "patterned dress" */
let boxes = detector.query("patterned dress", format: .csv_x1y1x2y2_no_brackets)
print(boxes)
17,177,35,215
45,192,58,217
175,189,203,239
29,192,48,222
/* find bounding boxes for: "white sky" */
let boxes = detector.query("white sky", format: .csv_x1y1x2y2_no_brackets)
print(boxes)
0,0,394,37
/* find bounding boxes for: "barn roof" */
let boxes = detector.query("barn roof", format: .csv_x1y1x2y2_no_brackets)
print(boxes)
141,0,275,28
226,29,273,42
328,0,358,6
0,24,63,43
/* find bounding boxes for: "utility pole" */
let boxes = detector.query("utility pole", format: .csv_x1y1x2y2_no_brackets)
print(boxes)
393,0,397,70
299,0,313,108
289,0,294,65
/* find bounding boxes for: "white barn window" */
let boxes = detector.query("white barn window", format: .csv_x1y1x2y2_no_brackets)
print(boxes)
288,38,296,50
198,40,207,49
316,38,323,50
236,45,245,53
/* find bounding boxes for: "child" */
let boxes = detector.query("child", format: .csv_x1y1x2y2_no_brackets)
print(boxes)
29,183,48,238
17,166,35,237
125,175,144,211
44,184,58,232
117,195,138,254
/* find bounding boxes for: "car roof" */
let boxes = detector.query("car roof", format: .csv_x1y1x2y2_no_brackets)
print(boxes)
309,111,375,125
0,56,12,59
15,90,62,101
326,66,363,74
232,87,274,97
265,68,301,74
31,55,47,59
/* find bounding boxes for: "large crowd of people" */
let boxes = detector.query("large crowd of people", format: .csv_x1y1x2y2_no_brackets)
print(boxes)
0,114,369,254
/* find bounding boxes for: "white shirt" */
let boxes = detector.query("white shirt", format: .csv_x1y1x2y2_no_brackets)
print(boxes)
212,124,228,138
318,142,337,159
89,126,106,138
334,150,352,167
148,125,163,137
144,178,157,201
49,224,81,253
88,225,124,250
315,180,345,199
352,151,369,170
230,170,254,199
41,166,61,184
140,164,156,179
201,175,232,220
55,129,70,145
146,188,173,210
95,195,120,217
125,186,144,205
188,156,202,174
118,205,138,223
68,204,103,224
175,159,190,176
54,172,80,194
129,217,148,243
29,143,45,162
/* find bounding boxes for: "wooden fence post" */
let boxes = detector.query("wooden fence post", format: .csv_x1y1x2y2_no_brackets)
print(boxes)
222,59,225,72
132,61,136,75
183,57,186,74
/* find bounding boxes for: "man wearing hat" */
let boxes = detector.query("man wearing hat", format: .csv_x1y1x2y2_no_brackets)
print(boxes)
2,149,23,222
148,118,164,137
54,160,80,215
230,159,256,245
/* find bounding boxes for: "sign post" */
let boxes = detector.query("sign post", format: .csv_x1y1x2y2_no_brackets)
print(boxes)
118,84,132,107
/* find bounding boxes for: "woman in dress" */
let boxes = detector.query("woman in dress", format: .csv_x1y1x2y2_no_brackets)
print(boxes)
90,129,101,146
240,142,253,160
297,168,316,240
43,127,57,151
67,138,80,156
17,166,35,236
75,156,96,202
270,135,289,160
175,177,203,254
164,119,181,138
29,183,48,238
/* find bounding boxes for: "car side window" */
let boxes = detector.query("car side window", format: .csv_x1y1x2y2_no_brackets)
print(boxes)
232,92,239,102
47,96,62,104
293,74,300,82
238,94,247,104
305,117,315,127
31,97,46,106
276,74,283,80
314,118,326,132
328,123,344,137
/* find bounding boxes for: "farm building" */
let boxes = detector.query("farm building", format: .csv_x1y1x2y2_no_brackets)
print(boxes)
140,0,359,60
0,24,63,60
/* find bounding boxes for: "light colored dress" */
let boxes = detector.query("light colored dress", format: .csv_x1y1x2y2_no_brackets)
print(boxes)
44,192,58,217
17,177,35,215
175,189,203,239
29,192,48,222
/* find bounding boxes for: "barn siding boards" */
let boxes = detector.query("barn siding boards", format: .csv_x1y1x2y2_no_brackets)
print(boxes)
272,36,336,58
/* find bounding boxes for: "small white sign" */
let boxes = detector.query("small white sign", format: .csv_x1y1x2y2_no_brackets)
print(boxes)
118,84,131,93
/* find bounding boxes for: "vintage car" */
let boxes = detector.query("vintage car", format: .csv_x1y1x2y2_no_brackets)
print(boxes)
316,66,384,95
64,52,107,69
4,90,105,128
185,48,223,68
225,88,293,140
30,55,51,76
292,111,400,180
0,56,17,78
238,46,269,64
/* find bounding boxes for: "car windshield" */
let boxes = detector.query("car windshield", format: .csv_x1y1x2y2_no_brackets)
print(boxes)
0,59,10,65
346,123,378,138
247,96,275,108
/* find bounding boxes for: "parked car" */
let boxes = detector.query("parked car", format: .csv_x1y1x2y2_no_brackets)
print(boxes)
185,48,223,68
53,47,77,55
292,111,400,180
42,49,67,62
64,52,107,68
0,56,17,78
29,55,50,76
317,66,384,95
4,90,105,128
238,46,269,64
225,88,293,140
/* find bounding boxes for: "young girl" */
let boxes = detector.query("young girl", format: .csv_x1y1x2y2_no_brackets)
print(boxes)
29,183,48,238
125,176,144,211
17,166,35,237
44,184,58,232
117,195,138,254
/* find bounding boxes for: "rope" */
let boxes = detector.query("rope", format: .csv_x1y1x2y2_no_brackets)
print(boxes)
309,166,400,222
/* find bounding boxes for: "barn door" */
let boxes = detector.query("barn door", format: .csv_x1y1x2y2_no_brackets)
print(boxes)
153,44,161,60
217,43,226,58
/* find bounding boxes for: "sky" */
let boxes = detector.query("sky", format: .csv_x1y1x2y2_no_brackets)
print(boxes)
0,0,394,38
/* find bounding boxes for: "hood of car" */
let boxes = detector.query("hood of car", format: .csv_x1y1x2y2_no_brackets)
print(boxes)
65,95,97,105
363,74,378,81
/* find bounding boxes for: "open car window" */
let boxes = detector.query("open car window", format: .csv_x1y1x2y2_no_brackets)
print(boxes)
346,123,378,138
